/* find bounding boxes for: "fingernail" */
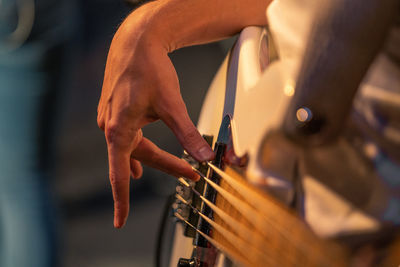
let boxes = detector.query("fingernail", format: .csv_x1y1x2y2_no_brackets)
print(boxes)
197,146,214,161
114,218,120,228
193,173,200,182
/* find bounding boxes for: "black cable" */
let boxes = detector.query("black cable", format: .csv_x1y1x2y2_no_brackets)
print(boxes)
155,193,175,267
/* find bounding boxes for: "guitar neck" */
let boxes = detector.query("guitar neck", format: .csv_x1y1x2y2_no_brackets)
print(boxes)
211,166,348,267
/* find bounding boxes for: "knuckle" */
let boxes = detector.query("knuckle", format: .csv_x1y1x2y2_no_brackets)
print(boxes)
97,115,105,130
105,123,120,145
136,129,143,141
182,128,200,148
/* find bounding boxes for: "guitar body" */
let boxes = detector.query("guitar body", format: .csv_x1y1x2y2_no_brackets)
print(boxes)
166,23,398,266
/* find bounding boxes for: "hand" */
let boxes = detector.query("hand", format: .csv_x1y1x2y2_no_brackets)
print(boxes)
97,6,214,228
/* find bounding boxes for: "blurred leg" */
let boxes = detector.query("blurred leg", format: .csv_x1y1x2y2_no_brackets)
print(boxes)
0,0,78,265
0,43,62,267
0,173,58,267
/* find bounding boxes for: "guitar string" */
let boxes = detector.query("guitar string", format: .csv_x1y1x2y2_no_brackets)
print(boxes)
179,174,272,238
213,164,347,265
208,162,290,218
195,205,273,266
177,182,270,246
192,167,297,243
190,164,333,264
175,193,274,264
206,163,320,251
177,160,344,265
177,178,307,266
174,212,253,267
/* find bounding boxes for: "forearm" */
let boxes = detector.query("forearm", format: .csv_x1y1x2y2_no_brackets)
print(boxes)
121,0,271,52
284,0,399,145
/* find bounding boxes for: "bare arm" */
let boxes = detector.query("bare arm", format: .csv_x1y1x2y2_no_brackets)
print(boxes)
283,0,399,145
97,0,271,228
147,0,270,51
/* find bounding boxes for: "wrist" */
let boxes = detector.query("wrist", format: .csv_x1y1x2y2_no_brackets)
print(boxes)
117,2,170,53
121,0,213,53
130,1,190,53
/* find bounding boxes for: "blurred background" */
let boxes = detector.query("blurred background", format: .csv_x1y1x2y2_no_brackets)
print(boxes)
0,0,227,266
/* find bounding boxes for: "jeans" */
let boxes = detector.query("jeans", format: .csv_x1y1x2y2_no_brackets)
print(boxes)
0,0,77,266
0,48,61,267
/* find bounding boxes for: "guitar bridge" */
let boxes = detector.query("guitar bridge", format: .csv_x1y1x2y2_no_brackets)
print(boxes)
173,135,214,238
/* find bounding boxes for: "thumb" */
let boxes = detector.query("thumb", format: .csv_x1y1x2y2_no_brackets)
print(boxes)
161,103,214,162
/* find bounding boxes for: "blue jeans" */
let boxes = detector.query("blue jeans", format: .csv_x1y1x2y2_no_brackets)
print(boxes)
0,0,77,266
0,53,60,267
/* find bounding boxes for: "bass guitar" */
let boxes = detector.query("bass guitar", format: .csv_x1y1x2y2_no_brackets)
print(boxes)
160,25,400,267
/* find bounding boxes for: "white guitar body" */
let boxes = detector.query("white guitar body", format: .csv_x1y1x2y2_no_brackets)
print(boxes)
168,22,383,266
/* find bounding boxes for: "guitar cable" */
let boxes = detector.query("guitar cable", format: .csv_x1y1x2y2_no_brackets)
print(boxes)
155,193,176,267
